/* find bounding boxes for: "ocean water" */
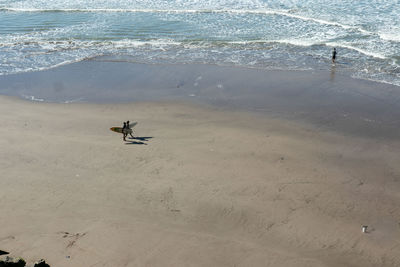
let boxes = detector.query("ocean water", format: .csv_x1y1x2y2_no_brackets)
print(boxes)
1,0,399,86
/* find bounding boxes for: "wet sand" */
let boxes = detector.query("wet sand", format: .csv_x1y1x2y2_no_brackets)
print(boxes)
2,60,400,139
1,63,400,266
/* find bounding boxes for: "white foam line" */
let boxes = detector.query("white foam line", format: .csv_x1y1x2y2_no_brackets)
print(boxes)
0,32,390,60
0,57,93,76
0,7,209,13
253,9,375,36
269,39,318,47
222,39,390,60
328,42,387,59
351,74,400,88
0,38,181,49
0,7,376,35
264,10,353,28
21,94,44,102
378,32,400,42
64,97,85,103
1,37,389,61
229,39,319,47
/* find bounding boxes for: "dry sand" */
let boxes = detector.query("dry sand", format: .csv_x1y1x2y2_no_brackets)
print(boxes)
1,95,400,266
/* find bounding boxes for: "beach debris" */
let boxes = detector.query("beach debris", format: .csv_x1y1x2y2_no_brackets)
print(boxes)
362,225,368,233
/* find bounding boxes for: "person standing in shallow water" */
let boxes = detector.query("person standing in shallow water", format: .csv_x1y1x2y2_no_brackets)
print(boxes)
332,48,337,63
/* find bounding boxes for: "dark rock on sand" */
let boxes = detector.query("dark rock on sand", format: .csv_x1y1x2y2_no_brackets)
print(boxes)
33,259,50,267
0,256,26,267
0,256,50,267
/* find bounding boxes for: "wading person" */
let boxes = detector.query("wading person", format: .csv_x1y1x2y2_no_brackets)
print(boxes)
332,47,337,63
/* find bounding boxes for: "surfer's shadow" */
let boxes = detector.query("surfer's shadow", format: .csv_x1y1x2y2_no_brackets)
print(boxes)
129,136,153,141
125,141,147,145
125,136,153,145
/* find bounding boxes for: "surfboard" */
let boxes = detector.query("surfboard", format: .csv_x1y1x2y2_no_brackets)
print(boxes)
110,122,137,134
110,127,132,134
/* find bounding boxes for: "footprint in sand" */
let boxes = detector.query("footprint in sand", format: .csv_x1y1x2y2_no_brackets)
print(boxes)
0,236,15,242
57,231,87,248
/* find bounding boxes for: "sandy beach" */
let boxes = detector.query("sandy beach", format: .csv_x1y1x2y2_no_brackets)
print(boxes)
2,0,400,264
1,69,400,267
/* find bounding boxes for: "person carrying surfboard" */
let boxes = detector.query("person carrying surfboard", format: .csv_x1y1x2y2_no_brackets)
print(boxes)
122,122,127,141
126,120,135,139
110,121,137,141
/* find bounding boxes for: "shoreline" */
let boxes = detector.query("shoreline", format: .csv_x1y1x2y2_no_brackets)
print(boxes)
2,59,400,103
1,63,400,266
1,60,400,140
